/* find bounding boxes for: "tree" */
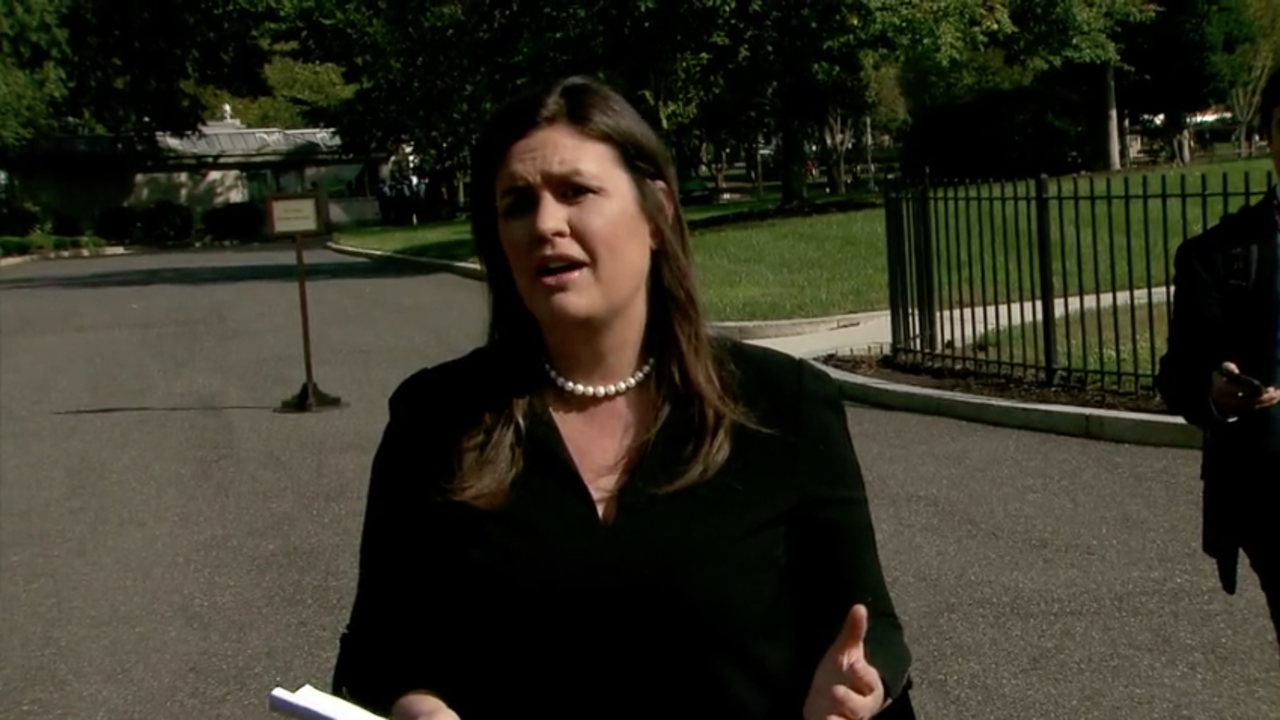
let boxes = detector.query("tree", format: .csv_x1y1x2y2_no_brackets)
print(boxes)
1,0,279,160
1002,0,1156,171
0,0,69,154
56,0,275,134
1117,0,1247,166
195,53,357,129
1213,0,1280,155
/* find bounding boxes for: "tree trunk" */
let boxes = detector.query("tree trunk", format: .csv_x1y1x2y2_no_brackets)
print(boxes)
823,108,849,196
1166,112,1191,166
1121,112,1131,168
833,149,847,195
754,140,764,199
1105,63,1122,172
712,147,728,191
864,116,876,192
779,123,807,208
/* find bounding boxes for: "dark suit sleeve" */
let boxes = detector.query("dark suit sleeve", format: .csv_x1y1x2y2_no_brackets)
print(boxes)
789,360,912,700
332,378,458,715
1156,236,1229,429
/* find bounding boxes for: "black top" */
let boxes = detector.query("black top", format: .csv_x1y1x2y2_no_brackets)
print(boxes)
1155,194,1280,593
332,339,912,720
1157,196,1280,470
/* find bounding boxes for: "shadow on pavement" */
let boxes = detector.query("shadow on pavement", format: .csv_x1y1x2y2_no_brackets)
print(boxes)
0,259,441,291
54,405,280,415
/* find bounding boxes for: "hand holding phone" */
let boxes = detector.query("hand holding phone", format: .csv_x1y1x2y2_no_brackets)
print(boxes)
1211,362,1280,418
1219,363,1265,397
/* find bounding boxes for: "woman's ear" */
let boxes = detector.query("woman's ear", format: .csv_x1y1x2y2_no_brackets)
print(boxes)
648,180,676,250
651,180,675,224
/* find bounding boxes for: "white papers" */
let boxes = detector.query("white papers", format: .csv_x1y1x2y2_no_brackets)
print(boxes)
268,684,386,720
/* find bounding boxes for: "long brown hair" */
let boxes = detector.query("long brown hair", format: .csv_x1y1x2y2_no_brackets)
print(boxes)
454,75,748,509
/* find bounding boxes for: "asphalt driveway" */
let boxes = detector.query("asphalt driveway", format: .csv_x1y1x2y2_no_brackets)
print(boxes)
0,249,1274,719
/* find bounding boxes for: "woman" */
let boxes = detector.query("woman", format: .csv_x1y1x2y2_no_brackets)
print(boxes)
332,76,915,720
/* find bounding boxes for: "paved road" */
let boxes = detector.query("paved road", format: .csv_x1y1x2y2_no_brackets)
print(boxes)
0,249,1275,720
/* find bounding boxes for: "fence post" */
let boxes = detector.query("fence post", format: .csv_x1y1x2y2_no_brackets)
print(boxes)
914,170,937,351
884,175,904,350
1034,175,1058,384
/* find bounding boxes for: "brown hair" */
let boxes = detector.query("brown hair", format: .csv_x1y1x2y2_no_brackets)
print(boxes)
453,76,748,509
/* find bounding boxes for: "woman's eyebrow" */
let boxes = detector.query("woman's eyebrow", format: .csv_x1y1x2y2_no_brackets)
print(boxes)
498,169,598,200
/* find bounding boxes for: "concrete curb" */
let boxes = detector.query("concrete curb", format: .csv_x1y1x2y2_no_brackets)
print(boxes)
801,352,1203,450
326,242,487,280
0,246,144,268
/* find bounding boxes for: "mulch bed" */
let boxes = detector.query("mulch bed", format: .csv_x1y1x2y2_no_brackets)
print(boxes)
818,354,1175,416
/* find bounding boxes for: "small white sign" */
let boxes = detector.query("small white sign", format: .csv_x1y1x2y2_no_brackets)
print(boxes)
271,197,320,235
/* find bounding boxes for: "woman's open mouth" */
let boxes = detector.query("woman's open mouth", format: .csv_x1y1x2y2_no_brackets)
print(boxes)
535,257,588,286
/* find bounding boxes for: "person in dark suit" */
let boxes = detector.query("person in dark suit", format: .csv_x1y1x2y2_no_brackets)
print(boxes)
331,76,915,720
1156,68,1280,661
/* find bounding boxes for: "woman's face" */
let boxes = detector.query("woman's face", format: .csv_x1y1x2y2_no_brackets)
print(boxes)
494,124,659,338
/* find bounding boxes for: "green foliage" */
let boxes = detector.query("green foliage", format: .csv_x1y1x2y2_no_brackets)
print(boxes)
201,202,266,241
196,54,357,128
1,0,278,155
1005,0,1156,70
0,0,69,150
138,201,194,246
94,206,139,243
5,0,1264,203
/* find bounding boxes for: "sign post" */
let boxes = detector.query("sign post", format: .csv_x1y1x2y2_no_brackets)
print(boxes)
268,192,343,413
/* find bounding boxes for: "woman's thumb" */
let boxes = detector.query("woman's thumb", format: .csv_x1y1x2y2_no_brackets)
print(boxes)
837,604,869,656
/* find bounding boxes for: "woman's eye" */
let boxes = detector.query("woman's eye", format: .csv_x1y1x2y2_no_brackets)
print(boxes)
499,197,532,219
562,185,592,200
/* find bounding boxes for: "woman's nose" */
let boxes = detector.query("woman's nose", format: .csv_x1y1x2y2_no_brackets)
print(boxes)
533,194,569,240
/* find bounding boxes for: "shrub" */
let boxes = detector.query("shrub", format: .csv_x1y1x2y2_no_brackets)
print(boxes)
0,202,43,237
95,206,139,244
49,213,82,238
201,202,265,242
139,201,194,246
0,237,31,257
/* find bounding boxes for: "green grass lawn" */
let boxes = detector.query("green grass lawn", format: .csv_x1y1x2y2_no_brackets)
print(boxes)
331,192,886,321
917,158,1274,312
692,210,887,319
332,159,1274,322
970,301,1169,392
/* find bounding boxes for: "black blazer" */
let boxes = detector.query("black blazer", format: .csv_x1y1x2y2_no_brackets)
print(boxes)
1156,196,1280,592
331,339,914,720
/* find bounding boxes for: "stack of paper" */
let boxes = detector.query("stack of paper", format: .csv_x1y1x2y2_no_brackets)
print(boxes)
269,684,386,720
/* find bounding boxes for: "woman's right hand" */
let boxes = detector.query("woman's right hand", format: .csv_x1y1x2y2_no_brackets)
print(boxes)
391,691,461,720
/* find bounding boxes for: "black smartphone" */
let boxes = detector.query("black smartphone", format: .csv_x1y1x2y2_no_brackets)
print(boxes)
1220,365,1265,396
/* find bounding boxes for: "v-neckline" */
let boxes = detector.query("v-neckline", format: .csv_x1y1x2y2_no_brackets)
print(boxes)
526,396,673,529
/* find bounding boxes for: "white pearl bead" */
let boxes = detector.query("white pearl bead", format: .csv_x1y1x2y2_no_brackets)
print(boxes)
543,357,654,398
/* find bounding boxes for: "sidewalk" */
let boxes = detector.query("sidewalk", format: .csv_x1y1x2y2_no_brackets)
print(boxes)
747,311,892,356
750,284,1168,357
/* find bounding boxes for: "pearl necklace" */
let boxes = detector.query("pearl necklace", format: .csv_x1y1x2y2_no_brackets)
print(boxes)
544,358,655,398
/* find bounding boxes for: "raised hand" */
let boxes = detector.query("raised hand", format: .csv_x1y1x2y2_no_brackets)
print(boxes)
391,691,461,720
803,604,886,720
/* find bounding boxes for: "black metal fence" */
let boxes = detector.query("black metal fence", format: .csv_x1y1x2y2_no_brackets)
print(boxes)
884,164,1276,394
